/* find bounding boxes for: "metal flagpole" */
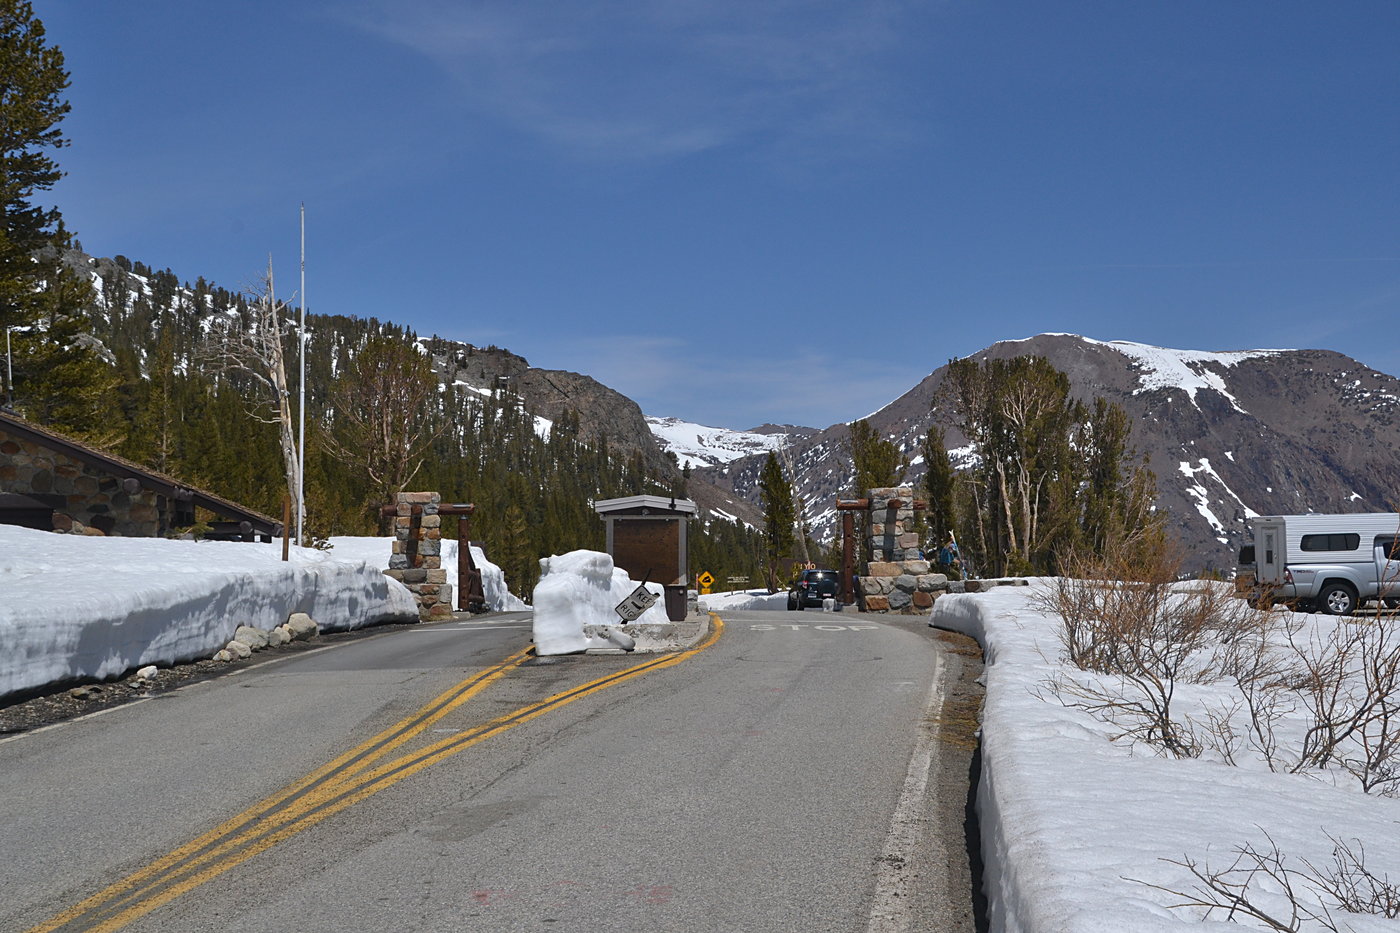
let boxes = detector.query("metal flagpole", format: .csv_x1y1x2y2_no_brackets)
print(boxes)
298,204,306,546
5,326,13,409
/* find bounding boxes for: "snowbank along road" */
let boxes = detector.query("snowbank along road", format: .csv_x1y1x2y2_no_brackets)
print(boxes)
1,609,984,933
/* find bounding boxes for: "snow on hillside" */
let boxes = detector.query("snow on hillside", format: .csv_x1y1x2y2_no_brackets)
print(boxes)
1017,335,1288,411
646,416,792,470
939,583,1400,932
448,378,553,439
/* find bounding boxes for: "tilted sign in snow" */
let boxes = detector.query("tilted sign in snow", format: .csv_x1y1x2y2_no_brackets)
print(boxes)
615,583,658,622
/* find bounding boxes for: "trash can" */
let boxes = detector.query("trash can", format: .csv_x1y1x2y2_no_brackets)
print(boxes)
663,584,687,622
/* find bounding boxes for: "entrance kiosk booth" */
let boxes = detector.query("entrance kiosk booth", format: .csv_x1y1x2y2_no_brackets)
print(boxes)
593,494,697,621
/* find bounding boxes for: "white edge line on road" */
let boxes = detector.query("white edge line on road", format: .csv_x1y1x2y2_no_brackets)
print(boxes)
865,646,948,933
1,621,535,746
0,640,347,747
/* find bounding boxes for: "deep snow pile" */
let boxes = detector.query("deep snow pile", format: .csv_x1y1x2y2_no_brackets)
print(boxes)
698,588,790,612
531,550,668,655
324,537,527,611
0,525,418,700
934,584,1400,932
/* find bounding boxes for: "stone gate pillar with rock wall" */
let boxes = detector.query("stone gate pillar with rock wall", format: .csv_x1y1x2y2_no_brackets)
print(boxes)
858,486,949,613
384,491,453,621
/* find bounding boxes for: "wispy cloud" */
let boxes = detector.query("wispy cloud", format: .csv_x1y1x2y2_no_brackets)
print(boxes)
337,0,908,164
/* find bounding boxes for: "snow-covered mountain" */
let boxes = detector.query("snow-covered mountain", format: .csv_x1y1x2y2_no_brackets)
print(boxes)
645,417,816,470
694,334,1400,572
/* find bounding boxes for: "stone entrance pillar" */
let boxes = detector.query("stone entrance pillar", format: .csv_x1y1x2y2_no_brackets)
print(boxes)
384,491,454,621
857,486,949,613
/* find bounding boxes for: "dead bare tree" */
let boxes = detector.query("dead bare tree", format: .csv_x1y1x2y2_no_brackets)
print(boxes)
199,258,300,514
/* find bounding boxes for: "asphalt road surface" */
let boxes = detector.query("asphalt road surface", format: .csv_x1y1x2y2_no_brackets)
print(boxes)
0,609,984,933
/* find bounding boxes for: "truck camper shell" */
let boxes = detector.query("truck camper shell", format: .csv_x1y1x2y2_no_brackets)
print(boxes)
1245,513,1400,614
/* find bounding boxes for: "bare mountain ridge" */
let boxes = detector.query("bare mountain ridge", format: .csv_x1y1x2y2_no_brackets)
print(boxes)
421,336,673,477
684,335,1400,571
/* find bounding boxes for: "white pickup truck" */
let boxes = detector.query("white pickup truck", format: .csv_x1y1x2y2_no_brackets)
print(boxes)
1242,513,1400,615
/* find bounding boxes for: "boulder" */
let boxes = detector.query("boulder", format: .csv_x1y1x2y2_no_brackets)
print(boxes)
135,665,158,680
286,613,319,641
233,625,269,650
226,640,252,660
265,627,289,647
214,649,233,663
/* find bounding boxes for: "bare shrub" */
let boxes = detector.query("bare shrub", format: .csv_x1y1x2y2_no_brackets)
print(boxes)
1136,831,1400,931
1304,837,1400,920
1039,541,1400,788
1037,542,1269,758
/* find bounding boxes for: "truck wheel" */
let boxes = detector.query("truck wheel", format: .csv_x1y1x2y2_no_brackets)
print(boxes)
1317,582,1358,616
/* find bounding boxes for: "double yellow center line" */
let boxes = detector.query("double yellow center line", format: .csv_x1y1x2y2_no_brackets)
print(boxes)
29,616,723,933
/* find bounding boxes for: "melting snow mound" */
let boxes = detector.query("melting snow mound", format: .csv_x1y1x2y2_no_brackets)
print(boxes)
532,550,668,655
0,525,419,701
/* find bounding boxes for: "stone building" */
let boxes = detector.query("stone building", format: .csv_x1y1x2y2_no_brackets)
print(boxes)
0,408,280,539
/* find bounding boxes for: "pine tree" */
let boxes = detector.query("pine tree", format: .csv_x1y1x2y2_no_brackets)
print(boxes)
0,6,116,435
0,1,69,324
845,419,907,495
758,451,795,592
921,425,958,548
943,354,1162,576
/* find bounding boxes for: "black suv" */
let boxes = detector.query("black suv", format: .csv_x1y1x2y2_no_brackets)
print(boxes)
787,569,842,610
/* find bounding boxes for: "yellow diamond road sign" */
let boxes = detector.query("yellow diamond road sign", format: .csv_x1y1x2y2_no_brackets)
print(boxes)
697,571,714,587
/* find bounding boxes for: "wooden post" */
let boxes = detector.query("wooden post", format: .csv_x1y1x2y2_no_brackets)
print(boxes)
458,511,469,610
842,510,855,606
439,503,485,612
835,499,867,606
281,495,291,561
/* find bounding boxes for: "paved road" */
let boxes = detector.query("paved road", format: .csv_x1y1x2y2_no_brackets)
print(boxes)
0,609,983,933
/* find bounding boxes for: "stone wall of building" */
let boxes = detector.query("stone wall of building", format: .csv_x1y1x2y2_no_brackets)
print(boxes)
858,486,949,614
0,428,162,536
384,491,454,621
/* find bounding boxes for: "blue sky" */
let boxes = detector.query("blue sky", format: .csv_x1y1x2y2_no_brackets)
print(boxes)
41,1,1400,430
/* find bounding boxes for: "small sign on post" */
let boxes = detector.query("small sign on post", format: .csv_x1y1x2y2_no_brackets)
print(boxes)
615,583,658,623
696,571,714,594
